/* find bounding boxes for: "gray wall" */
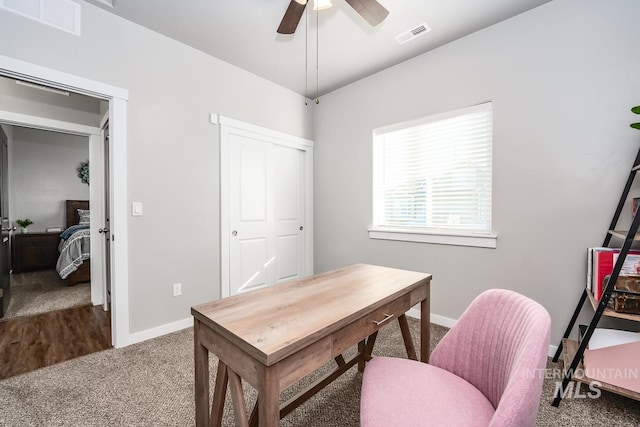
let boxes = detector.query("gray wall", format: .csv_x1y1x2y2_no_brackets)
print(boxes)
313,0,640,344
0,2,312,333
11,127,90,231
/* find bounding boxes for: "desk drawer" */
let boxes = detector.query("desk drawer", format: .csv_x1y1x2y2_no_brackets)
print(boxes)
331,292,413,357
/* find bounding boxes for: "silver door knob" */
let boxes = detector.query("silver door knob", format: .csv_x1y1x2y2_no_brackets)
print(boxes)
299,226,304,231
99,228,110,234
232,230,238,236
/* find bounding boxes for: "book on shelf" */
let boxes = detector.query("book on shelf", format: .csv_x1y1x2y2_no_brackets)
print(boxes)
587,247,640,301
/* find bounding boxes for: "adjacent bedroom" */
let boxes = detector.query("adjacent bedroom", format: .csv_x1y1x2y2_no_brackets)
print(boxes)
4,126,92,319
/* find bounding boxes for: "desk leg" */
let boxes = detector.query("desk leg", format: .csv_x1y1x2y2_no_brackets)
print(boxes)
357,340,366,372
258,366,280,427
357,332,378,372
398,314,417,360
228,367,250,426
421,293,430,363
364,331,378,360
194,319,210,427
211,362,229,427
249,403,259,427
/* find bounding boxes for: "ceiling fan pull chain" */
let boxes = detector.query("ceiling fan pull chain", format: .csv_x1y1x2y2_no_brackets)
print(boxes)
315,4,320,104
305,5,308,105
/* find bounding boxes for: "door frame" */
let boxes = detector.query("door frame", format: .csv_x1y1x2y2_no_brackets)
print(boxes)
0,54,130,348
219,116,314,298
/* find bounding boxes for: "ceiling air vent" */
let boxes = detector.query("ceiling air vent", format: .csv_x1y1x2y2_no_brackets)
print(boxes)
395,23,431,45
0,0,81,35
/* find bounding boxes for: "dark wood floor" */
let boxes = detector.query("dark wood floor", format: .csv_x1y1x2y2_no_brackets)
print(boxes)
0,304,111,380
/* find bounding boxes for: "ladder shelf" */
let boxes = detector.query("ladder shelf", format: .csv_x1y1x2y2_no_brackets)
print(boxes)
551,144,640,407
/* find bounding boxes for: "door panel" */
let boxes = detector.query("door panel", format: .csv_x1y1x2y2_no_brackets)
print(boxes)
230,136,273,294
239,144,267,222
228,130,305,295
237,238,269,293
273,145,304,283
102,122,111,310
0,126,9,318
88,132,105,305
276,235,300,281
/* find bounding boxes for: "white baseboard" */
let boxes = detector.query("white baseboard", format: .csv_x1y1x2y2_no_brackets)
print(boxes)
406,307,457,328
91,289,103,306
127,317,193,346
406,307,558,358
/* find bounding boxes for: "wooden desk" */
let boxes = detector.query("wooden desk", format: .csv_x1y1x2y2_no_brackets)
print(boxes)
192,263,431,427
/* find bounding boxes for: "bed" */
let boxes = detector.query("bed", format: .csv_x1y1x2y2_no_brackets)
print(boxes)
56,200,91,286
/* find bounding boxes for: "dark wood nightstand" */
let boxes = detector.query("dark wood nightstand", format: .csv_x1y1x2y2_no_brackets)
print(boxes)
12,232,61,273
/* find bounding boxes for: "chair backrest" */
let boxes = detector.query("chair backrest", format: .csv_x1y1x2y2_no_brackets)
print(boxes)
429,289,551,427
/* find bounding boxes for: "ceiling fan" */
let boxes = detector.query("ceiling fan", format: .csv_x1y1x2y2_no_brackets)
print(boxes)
277,0,389,34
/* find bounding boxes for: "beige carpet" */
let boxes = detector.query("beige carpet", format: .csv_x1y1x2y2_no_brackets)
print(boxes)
2,270,91,320
0,318,639,426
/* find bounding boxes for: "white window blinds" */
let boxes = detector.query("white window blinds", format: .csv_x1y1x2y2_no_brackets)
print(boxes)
372,102,492,235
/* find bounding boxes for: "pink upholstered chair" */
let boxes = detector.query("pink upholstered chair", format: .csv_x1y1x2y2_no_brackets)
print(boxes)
360,289,551,427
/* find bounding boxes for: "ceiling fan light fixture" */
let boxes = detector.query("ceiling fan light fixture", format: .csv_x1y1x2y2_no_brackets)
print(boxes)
313,0,332,11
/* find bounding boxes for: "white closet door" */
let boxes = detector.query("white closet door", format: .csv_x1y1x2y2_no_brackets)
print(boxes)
227,128,306,296
272,144,305,284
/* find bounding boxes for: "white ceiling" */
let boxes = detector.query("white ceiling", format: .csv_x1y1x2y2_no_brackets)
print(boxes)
83,0,551,97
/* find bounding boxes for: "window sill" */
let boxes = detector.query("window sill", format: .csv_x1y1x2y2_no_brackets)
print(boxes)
368,228,497,249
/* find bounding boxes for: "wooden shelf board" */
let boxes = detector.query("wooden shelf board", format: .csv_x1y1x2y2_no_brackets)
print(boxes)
562,339,640,401
608,230,640,241
586,289,640,322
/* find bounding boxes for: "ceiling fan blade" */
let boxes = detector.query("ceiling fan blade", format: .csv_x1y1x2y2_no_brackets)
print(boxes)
344,0,389,27
277,1,307,34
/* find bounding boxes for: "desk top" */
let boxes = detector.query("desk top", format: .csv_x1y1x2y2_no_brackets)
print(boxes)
192,263,431,365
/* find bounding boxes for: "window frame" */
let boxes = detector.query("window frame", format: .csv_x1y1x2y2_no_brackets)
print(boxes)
369,103,497,249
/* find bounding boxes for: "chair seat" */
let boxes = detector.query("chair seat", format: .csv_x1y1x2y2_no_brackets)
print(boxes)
361,357,495,427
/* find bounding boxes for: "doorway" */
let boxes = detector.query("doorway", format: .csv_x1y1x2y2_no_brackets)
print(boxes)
0,54,130,347
2,124,96,319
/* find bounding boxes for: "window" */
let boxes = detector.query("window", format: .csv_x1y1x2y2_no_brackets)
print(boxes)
370,102,495,248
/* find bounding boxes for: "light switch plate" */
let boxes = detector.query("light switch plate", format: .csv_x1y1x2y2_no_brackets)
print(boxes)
132,202,143,216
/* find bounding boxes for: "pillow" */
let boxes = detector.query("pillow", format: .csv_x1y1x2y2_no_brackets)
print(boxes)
77,209,90,225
